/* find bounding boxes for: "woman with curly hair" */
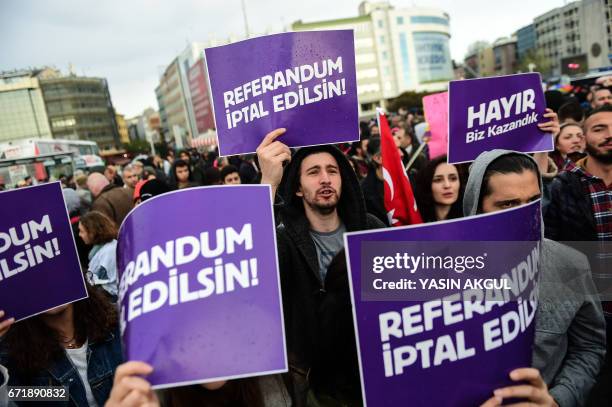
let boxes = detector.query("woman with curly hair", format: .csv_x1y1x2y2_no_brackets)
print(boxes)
0,284,123,406
79,211,119,300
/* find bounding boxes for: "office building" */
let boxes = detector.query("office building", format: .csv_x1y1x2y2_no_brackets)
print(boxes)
116,113,129,144
39,75,119,149
293,1,453,116
155,58,191,146
1,68,119,148
188,57,215,136
535,0,611,76
0,68,55,142
127,107,161,143
493,37,518,75
516,24,537,60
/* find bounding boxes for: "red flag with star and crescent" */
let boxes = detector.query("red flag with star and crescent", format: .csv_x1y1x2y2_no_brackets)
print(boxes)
378,109,423,226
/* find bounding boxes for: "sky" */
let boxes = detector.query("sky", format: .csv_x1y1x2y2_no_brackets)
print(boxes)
1,0,566,118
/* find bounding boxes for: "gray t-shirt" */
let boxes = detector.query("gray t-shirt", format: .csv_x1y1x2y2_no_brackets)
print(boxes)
310,223,346,282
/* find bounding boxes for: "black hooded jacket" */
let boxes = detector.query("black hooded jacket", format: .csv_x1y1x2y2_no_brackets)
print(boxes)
275,145,384,403
360,167,390,226
544,170,597,241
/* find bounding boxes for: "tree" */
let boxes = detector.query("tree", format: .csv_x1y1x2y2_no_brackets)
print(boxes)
386,90,438,113
466,41,491,57
122,139,151,155
518,49,552,78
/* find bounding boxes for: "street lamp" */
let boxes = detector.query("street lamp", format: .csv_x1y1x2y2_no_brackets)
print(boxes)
241,0,250,38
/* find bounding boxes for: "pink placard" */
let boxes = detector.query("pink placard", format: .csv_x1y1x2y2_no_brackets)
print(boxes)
423,91,448,159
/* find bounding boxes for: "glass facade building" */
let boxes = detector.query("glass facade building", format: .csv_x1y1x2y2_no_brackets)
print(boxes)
0,69,119,149
0,75,52,142
516,24,537,59
293,1,453,116
40,77,119,149
413,32,454,84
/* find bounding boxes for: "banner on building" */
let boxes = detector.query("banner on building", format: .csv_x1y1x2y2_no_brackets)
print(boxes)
0,182,87,321
448,73,553,164
117,185,287,388
205,30,359,156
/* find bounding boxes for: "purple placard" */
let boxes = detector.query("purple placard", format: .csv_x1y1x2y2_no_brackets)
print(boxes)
205,30,359,156
448,73,554,164
117,185,287,388
344,201,541,407
0,182,88,321
361,241,539,301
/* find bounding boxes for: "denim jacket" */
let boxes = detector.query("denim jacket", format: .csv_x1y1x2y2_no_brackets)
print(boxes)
0,329,123,406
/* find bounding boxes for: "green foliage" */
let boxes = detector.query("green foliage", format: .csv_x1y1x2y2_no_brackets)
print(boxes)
122,139,151,154
154,142,170,158
386,90,442,112
518,49,552,78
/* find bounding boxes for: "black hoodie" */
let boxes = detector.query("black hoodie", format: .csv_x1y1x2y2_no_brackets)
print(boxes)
275,145,384,405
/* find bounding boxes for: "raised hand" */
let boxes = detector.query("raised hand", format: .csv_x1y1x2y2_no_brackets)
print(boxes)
537,108,560,136
0,310,15,338
256,128,291,198
480,368,558,407
105,361,159,407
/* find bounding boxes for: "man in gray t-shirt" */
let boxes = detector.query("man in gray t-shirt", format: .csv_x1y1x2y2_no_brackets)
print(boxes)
310,223,346,281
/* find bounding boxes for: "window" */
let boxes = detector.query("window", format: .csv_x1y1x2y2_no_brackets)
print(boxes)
51,117,76,129
355,37,374,48
410,16,449,26
412,32,453,83
399,32,411,86
380,35,385,44
355,53,376,64
357,84,380,95
378,20,383,28
382,51,388,60
397,16,404,25
356,68,379,80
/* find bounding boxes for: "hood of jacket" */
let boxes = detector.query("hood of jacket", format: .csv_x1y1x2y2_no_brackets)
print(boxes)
463,149,543,217
279,144,368,232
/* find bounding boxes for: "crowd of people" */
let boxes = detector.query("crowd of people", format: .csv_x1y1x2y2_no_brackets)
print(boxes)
0,80,610,406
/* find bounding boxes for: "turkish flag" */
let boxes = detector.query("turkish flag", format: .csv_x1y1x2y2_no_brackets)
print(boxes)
378,110,423,226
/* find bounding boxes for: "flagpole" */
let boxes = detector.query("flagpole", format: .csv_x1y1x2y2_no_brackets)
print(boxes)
375,107,383,131
404,137,429,173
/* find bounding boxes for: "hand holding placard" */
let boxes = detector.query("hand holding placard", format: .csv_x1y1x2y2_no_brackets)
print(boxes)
536,108,560,136
106,361,159,407
205,30,359,156
480,368,558,407
0,183,87,322
257,128,291,198
117,186,286,388
0,310,14,338
344,201,542,406
448,73,554,163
